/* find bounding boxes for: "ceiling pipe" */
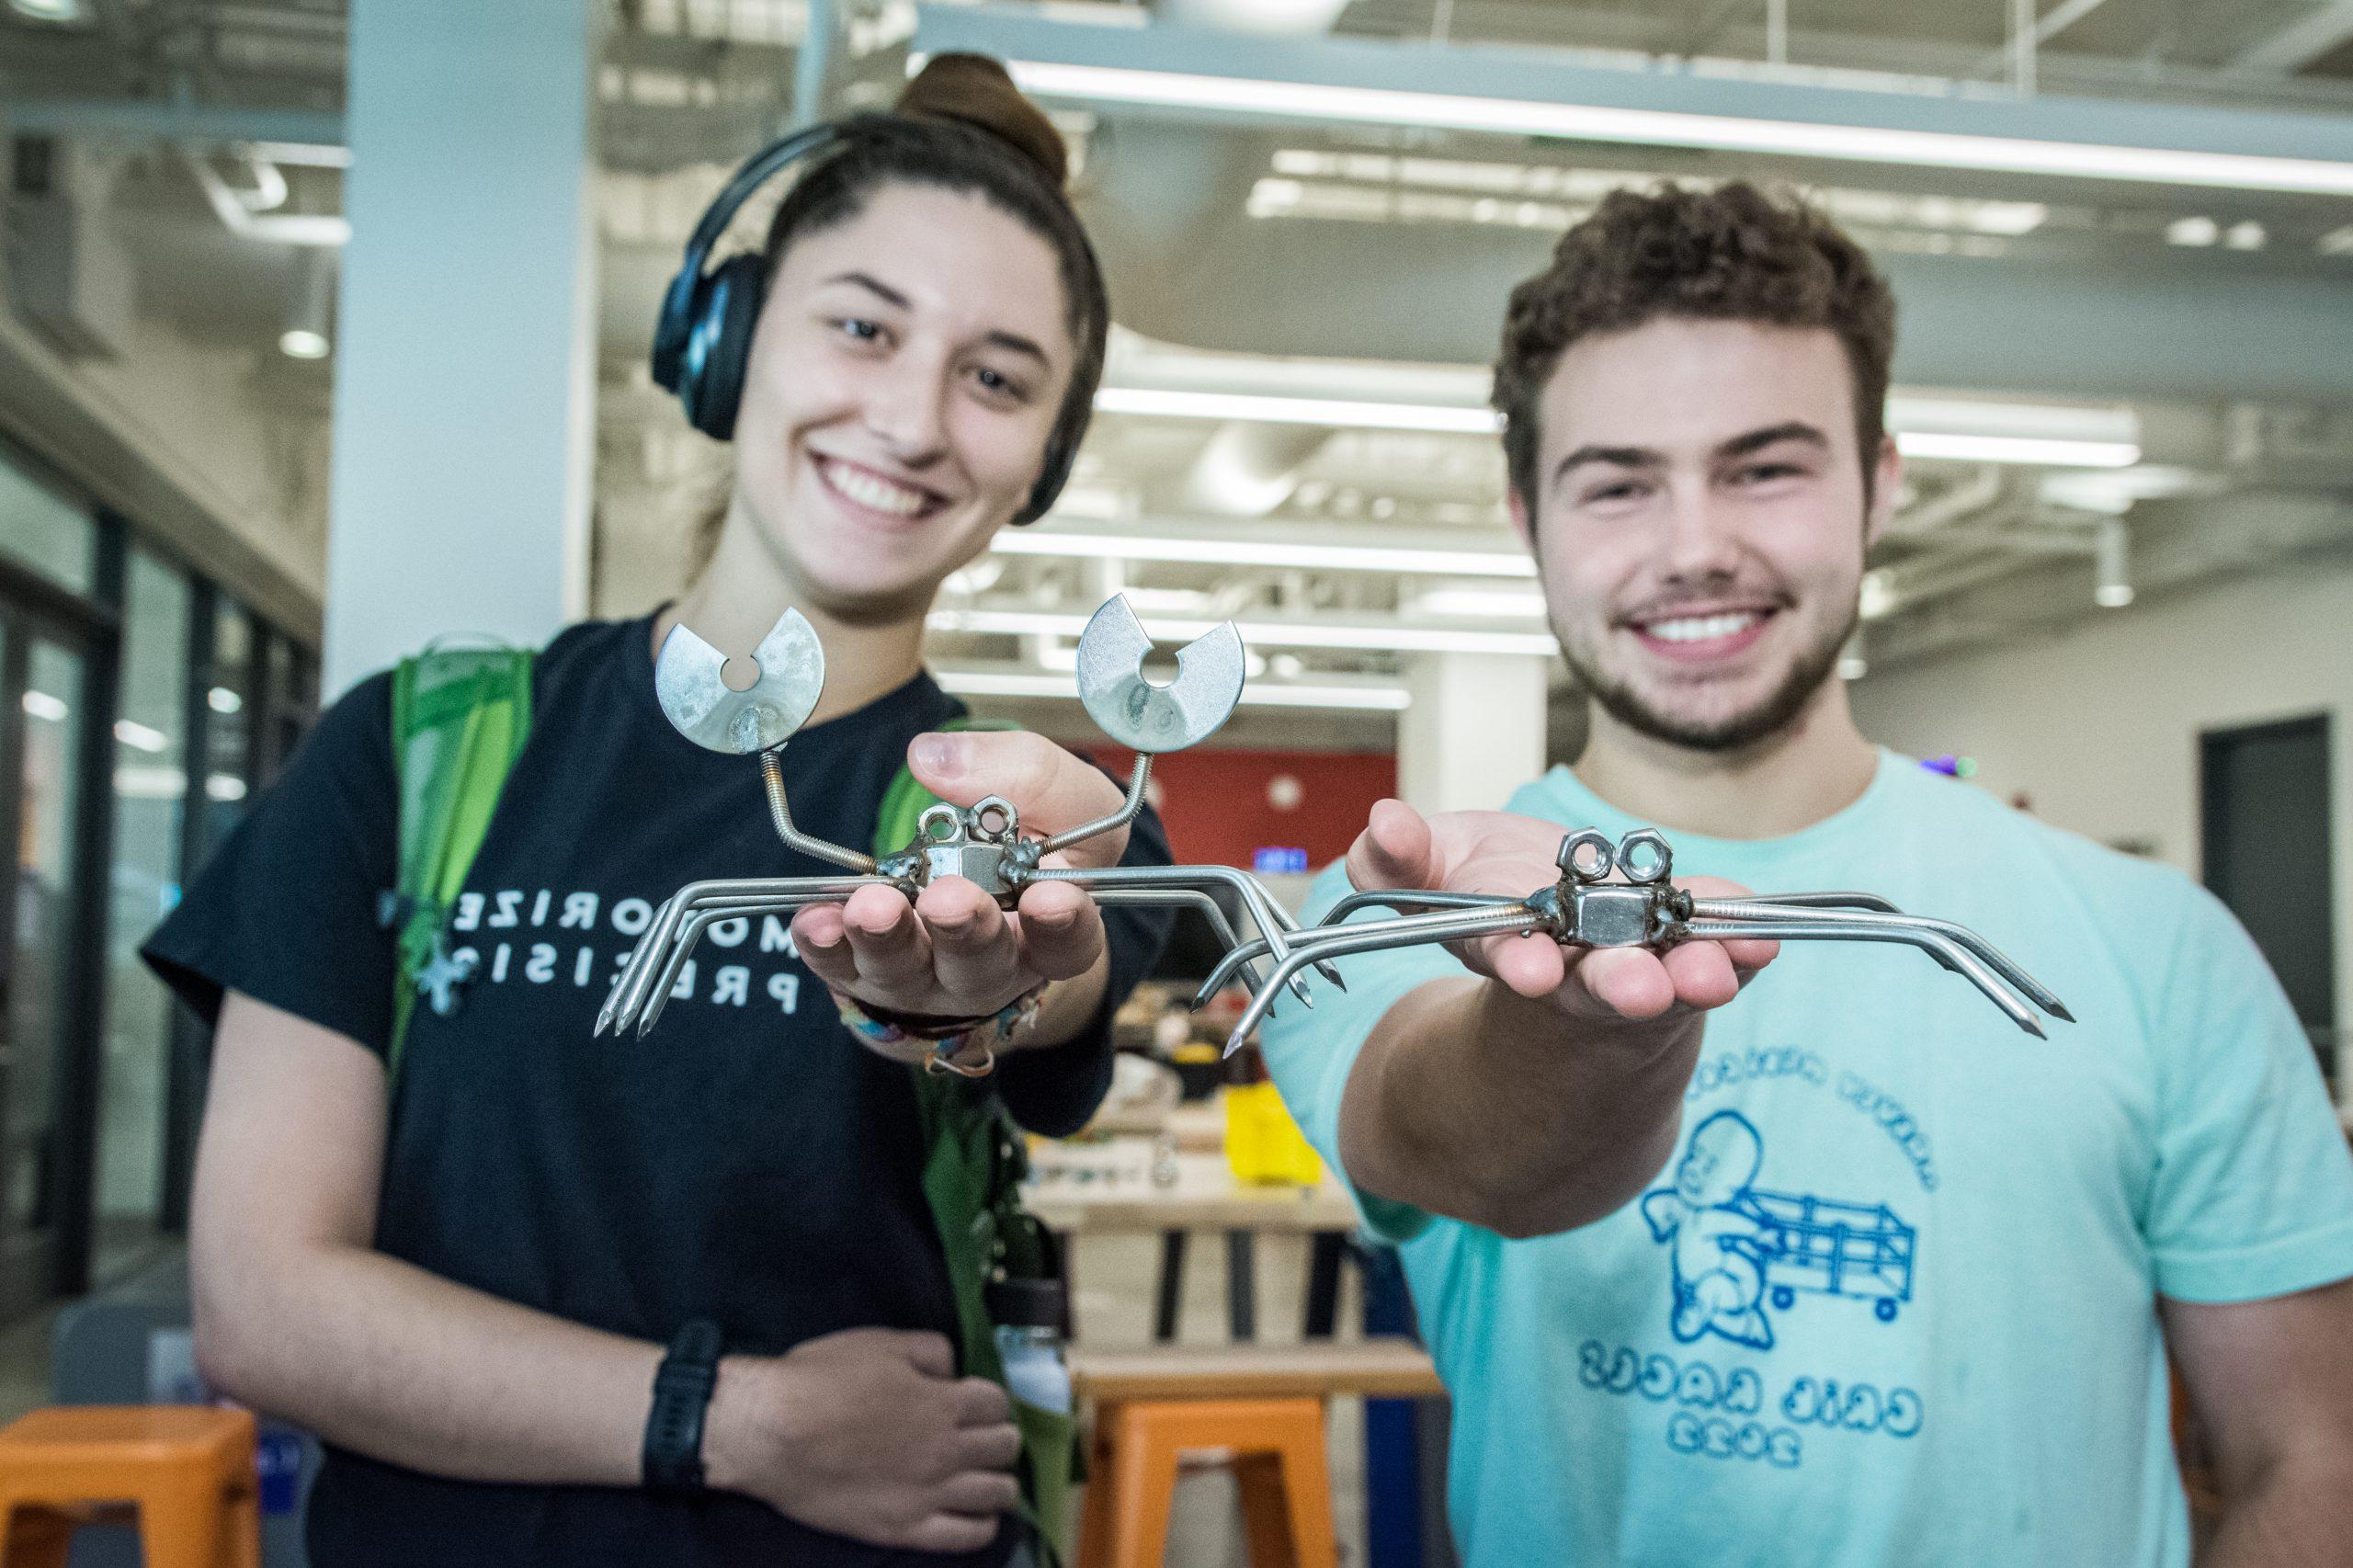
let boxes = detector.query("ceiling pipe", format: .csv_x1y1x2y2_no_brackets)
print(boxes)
1174,420,1330,516
182,145,347,245
1885,465,2005,539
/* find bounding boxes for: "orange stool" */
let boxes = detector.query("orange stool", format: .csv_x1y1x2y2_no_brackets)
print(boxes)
1075,1397,1337,1568
0,1405,260,1568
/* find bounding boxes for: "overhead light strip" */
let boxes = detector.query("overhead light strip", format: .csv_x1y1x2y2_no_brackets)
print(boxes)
992,528,1537,578
1095,387,2139,467
930,608,1557,657
1093,386,1499,433
1893,432,2137,467
937,668,1412,710
1004,60,2353,197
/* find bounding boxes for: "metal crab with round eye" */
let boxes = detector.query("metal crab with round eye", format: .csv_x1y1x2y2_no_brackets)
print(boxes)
595,595,1339,1047
1199,826,2075,1057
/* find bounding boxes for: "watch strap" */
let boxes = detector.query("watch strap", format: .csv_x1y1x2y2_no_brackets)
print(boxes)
642,1317,723,1494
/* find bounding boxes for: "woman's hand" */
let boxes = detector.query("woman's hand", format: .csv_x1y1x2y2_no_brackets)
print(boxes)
791,731,1126,1055
704,1329,1019,1553
1346,798,1779,1027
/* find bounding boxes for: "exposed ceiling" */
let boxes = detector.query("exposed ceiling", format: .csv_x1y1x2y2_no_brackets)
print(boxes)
9,0,2353,751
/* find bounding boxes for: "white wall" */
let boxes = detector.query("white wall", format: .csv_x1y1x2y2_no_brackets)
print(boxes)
1849,550,2353,1058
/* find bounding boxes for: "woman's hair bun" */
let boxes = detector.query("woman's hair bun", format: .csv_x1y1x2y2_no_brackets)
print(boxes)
895,53,1068,190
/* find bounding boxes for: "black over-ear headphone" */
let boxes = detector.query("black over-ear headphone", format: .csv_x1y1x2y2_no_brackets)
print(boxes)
649,116,1084,526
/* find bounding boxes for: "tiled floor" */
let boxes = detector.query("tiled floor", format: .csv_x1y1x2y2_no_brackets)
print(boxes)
0,1232,1380,1565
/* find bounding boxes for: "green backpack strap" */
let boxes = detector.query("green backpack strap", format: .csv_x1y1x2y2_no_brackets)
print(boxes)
385,643,534,1080
873,719,1077,1564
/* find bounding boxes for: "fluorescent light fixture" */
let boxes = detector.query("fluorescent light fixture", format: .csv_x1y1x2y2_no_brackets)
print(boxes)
280,248,335,359
1414,585,1550,619
1893,432,2138,468
2165,215,2219,247
208,686,244,714
21,690,68,722
999,60,2353,197
930,607,1557,656
7,0,88,20
1836,631,1867,681
207,774,248,802
2224,221,2268,251
2320,225,2353,256
995,528,1535,579
1100,384,2138,467
936,667,1410,710
1094,386,1498,433
1858,569,1896,621
114,720,170,754
2094,517,2133,608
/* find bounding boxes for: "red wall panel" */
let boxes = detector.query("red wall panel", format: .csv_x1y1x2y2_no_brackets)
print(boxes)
1088,746,1398,870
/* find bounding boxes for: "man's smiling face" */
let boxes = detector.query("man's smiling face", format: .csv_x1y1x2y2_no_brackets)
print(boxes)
1517,316,1897,753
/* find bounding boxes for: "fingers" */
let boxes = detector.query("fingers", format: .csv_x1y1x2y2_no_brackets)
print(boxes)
791,903,857,990
908,732,1127,865
935,1466,1022,1517
917,879,1020,1002
885,1329,959,1380
1345,799,1434,892
899,1513,1004,1555
1013,881,1107,983
952,1375,1011,1427
838,883,932,991
952,1420,1023,1471
1573,949,1679,1020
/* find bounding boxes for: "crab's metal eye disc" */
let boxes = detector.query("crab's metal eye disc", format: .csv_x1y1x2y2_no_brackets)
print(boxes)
1074,595,1245,753
655,610,826,755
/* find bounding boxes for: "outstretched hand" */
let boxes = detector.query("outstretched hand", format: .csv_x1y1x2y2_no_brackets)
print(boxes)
1345,798,1778,1025
792,731,1125,1051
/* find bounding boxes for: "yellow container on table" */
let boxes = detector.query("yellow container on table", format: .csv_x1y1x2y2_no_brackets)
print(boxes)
1222,1081,1325,1187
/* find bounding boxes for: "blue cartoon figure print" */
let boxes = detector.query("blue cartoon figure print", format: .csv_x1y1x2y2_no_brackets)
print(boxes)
1643,1111,1777,1347
1643,1110,1917,1349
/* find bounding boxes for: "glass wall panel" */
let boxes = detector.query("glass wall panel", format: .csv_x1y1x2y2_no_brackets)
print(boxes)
95,549,189,1283
0,453,95,595
6,640,85,1251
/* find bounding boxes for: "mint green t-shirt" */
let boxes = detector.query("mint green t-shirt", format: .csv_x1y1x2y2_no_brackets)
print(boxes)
1259,752,2353,1568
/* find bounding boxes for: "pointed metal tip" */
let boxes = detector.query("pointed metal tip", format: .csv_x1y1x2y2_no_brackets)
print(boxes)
1327,970,1348,993
2047,1000,2076,1024
1222,1033,1247,1059
2018,1015,2048,1040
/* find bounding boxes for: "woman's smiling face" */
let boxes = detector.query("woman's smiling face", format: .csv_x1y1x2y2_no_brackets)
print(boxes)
724,181,1076,614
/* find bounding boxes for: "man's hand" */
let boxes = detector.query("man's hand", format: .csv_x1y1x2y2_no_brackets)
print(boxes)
1347,798,1778,1027
1333,801,1779,1237
792,732,1125,1052
704,1328,1020,1553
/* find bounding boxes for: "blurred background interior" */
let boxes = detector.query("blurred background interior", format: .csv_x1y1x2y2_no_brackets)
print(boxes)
1,0,2349,1562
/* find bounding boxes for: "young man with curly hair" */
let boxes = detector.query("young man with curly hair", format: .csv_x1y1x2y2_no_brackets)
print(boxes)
1261,182,2353,1566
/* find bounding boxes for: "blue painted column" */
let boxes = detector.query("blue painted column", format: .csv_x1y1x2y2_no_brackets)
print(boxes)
324,0,601,693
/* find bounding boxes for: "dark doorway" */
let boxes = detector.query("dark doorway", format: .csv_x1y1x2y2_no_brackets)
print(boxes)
2200,715,2338,1080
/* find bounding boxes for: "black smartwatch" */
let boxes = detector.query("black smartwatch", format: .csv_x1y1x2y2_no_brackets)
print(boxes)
642,1317,723,1495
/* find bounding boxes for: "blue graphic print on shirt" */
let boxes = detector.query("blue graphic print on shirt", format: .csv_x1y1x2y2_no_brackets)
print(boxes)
1642,1109,1917,1350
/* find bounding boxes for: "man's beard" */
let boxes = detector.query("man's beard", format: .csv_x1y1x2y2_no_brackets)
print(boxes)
1559,603,1857,754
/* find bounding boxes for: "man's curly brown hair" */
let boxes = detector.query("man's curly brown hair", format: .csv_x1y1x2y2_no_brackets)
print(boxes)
1493,181,1896,514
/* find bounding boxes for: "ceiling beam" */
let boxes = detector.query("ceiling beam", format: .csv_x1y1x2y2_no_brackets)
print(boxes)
915,3,2353,187
2233,4,2353,75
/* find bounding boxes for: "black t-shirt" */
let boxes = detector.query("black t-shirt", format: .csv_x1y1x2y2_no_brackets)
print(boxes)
142,614,1172,1568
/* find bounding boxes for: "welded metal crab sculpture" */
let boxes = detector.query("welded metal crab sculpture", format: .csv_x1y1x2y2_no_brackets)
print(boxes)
595,596,1341,1045
1198,824,2073,1054
597,596,2072,1058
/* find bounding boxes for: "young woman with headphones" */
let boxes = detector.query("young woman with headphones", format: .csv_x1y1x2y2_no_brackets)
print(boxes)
143,55,1172,1567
